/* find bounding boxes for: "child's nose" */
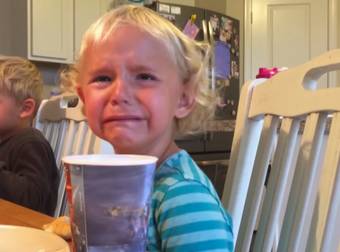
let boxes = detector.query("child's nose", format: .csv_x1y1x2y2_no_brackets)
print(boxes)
109,76,131,105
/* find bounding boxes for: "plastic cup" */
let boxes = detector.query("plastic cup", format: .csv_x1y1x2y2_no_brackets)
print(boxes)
62,154,157,252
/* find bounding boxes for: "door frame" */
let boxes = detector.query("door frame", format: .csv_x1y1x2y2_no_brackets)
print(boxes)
244,0,339,86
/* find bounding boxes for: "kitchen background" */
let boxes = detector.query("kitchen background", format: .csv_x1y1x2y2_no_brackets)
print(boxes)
0,0,244,197
0,0,243,97
1,0,339,196
2,0,340,91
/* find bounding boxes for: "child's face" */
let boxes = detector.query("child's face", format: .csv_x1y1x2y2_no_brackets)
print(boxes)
77,25,194,157
0,93,21,137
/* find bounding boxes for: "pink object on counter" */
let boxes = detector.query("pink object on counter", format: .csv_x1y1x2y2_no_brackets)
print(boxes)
256,67,289,78
256,67,279,78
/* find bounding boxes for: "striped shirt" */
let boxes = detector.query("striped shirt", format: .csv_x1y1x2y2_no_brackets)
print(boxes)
147,150,233,251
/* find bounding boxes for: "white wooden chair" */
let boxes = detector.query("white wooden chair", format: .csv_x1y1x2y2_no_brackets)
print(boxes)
34,94,113,217
221,49,340,252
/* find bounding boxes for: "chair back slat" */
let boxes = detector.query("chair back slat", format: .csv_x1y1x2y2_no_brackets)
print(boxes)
227,118,263,236
223,49,340,251
34,95,109,217
49,123,60,151
54,121,68,166
307,112,340,252
83,129,96,154
44,123,54,143
254,118,301,252
278,112,327,252
223,79,267,202
64,120,77,157
73,121,87,154
320,156,340,252
55,169,67,217
236,115,279,252
222,79,267,238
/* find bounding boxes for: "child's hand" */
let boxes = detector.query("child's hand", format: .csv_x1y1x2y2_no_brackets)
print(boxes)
43,216,72,240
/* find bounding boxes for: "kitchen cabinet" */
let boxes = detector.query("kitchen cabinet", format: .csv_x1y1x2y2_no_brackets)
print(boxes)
28,0,113,63
28,0,73,63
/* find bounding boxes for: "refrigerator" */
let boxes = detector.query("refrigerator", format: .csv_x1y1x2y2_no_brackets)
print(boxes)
146,2,240,197
147,2,240,121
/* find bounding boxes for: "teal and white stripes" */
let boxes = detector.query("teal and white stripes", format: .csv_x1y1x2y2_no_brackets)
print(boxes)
147,150,233,251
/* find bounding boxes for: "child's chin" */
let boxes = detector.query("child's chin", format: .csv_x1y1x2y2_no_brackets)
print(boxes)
105,136,135,152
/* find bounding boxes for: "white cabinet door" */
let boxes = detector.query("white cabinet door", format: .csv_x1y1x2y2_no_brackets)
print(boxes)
74,0,114,58
28,0,73,63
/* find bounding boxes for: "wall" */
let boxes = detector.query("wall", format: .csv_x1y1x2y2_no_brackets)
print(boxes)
159,0,195,6
338,2,340,85
0,0,27,57
196,0,226,13
10,0,27,57
226,0,244,86
0,0,14,55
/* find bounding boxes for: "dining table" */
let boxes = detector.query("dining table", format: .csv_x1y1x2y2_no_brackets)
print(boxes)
0,198,54,228
0,198,72,249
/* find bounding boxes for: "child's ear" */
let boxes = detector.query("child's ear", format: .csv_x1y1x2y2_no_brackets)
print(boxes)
175,84,196,119
76,85,87,116
19,98,36,119
76,85,84,102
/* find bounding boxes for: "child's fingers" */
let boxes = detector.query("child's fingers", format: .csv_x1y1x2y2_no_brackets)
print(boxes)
53,220,71,238
43,216,72,240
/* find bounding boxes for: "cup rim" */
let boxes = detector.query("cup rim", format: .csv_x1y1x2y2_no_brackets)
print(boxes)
62,154,158,166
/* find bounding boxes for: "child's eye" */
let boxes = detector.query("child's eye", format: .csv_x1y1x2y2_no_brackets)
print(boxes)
91,75,112,84
136,73,157,81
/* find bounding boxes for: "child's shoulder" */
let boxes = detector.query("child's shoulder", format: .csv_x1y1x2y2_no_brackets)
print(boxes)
154,150,220,202
15,127,45,140
0,128,53,160
151,150,233,235
7,127,50,148
157,150,210,184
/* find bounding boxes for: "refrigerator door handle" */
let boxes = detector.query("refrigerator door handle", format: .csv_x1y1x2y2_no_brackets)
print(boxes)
202,19,209,43
207,21,215,46
207,21,216,90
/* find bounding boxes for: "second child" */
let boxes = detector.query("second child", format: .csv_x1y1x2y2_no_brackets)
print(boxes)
0,56,59,216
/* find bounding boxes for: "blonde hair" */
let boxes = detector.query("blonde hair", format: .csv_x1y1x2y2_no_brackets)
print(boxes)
62,5,216,134
0,55,43,114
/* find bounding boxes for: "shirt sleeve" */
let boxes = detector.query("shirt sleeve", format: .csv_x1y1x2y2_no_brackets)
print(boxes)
0,139,57,214
155,180,234,252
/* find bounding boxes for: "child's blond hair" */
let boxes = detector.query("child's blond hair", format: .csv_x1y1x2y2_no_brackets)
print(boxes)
0,55,43,115
62,5,216,134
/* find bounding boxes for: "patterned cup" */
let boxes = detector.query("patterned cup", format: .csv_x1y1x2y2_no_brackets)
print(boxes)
62,154,157,252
